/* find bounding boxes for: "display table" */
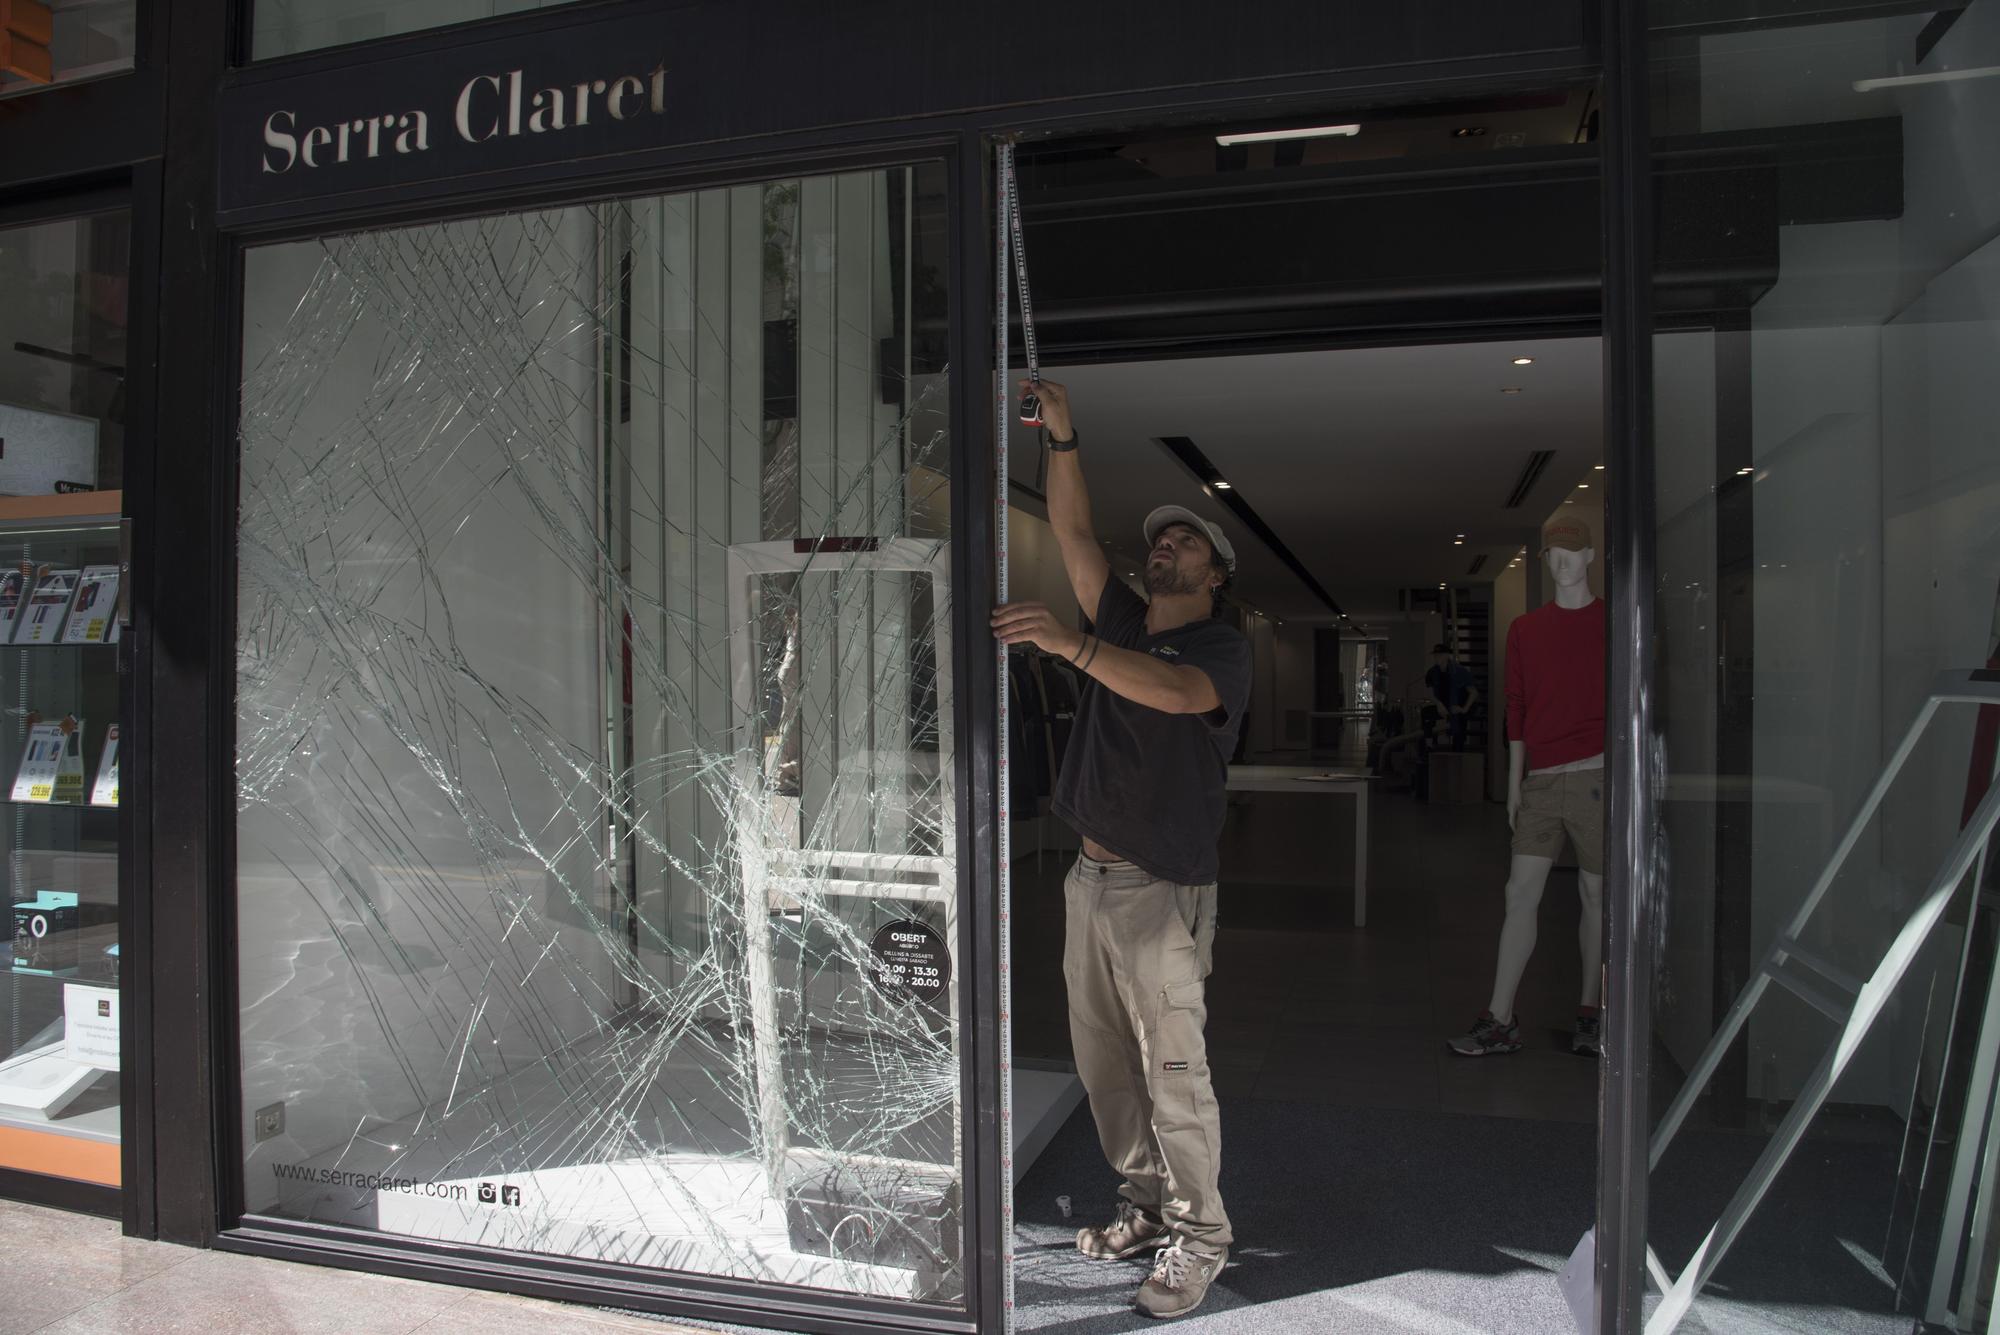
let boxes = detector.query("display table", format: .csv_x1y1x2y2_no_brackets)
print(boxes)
1225,766,1374,927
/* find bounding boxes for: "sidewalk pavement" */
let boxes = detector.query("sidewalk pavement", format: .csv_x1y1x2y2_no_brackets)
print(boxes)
0,1198,723,1335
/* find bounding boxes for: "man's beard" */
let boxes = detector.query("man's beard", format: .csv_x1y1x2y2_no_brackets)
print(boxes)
1145,560,1207,598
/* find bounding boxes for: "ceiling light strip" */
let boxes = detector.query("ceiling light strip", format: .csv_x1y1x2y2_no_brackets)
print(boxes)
1214,124,1361,146
1154,434,1344,619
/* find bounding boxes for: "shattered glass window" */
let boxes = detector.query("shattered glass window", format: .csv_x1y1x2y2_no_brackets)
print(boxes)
234,166,964,1304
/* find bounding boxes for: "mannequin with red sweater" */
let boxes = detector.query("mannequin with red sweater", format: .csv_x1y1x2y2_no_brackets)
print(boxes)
1448,518,1606,1058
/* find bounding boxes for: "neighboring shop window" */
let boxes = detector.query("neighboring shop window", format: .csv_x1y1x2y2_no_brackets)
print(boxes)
0,1,136,96
0,210,129,1191
1643,3,2000,1331
234,167,964,1303
250,0,585,59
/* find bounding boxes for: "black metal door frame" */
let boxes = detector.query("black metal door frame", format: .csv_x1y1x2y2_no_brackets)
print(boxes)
204,133,1002,1335
1596,1,1656,1329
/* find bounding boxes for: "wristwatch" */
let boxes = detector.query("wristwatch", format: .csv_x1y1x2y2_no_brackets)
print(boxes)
1047,428,1078,452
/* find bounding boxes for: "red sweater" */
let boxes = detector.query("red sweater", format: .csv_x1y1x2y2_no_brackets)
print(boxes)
1505,598,1606,770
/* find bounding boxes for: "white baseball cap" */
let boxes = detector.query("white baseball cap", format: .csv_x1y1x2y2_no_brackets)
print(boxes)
1142,505,1236,572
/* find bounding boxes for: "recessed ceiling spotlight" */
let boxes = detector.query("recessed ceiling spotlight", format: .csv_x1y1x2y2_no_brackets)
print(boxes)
1501,387,1524,395
1736,466,1754,476
1213,480,1232,490
1512,356,1535,366
1594,464,1606,470
1577,483,1590,489
1438,582,1447,589
1215,123,1361,146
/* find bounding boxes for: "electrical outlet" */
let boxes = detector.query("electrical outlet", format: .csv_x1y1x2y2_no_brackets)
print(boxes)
254,1102,286,1142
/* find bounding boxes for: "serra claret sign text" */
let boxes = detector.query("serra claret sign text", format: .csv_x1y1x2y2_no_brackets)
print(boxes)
261,62,668,173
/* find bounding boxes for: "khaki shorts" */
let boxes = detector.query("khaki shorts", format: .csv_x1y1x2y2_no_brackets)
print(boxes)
1512,769,1604,874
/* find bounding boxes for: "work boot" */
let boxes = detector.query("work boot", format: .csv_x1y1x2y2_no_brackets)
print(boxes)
1447,1010,1522,1056
1136,1243,1228,1319
1077,1201,1169,1260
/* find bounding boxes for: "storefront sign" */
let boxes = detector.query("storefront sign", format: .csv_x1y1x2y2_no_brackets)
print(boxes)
868,920,950,1005
219,11,680,213
257,63,666,176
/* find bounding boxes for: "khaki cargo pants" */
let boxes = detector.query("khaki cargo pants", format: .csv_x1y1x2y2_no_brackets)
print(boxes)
1063,854,1231,1255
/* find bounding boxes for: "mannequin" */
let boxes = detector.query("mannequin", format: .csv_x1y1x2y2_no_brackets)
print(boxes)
1448,517,1606,1058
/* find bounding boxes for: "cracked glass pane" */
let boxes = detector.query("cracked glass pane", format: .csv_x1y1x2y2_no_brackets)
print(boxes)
234,166,963,1304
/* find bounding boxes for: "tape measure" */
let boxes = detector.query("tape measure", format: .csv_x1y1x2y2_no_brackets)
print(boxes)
1006,144,1043,428
995,138,1025,1329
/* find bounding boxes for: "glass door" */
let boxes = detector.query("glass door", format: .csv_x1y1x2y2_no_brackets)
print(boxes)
1640,4,2000,1330
0,208,130,1199
232,164,970,1308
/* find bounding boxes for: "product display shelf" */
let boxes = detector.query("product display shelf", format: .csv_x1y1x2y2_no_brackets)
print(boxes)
0,493,124,527
0,505,123,1156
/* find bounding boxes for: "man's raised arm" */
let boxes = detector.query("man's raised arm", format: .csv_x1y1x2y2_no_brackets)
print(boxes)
1028,380,1110,620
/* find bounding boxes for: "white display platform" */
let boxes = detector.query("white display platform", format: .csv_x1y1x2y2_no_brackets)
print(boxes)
375,1155,926,1296
1227,765,1374,926
359,1067,1081,1291
0,1040,103,1117
1012,1067,1084,1185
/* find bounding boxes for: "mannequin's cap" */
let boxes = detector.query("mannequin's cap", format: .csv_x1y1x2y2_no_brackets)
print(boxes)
1543,518,1593,552
1431,643,1452,655
1142,506,1236,571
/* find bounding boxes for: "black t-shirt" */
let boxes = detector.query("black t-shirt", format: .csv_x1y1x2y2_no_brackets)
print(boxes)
1051,578,1252,885
1426,660,1475,709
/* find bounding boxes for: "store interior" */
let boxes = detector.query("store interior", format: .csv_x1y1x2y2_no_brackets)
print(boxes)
1000,342,1618,1335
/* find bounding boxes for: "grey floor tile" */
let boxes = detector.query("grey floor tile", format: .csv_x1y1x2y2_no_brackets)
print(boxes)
37,1248,468,1335
413,1291,708,1333
0,1204,192,1335
1205,1034,1269,1071
1254,1059,1440,1111
1209,1064,1263,1098
1438,1051,1598,1124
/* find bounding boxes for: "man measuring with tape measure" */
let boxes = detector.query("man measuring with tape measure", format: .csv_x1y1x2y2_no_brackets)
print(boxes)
991,380,1249,1319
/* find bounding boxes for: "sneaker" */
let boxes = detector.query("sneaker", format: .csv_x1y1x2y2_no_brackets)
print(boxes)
1077,1201,1169,1260
1136,1243,1228,1318
1573,1009,1603,1058
1447,1010,1522,1056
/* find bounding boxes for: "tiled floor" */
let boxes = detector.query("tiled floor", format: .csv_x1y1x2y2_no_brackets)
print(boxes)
0,1199,709,1335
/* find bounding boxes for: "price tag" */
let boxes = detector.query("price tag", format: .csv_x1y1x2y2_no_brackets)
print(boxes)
13,721,66,803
